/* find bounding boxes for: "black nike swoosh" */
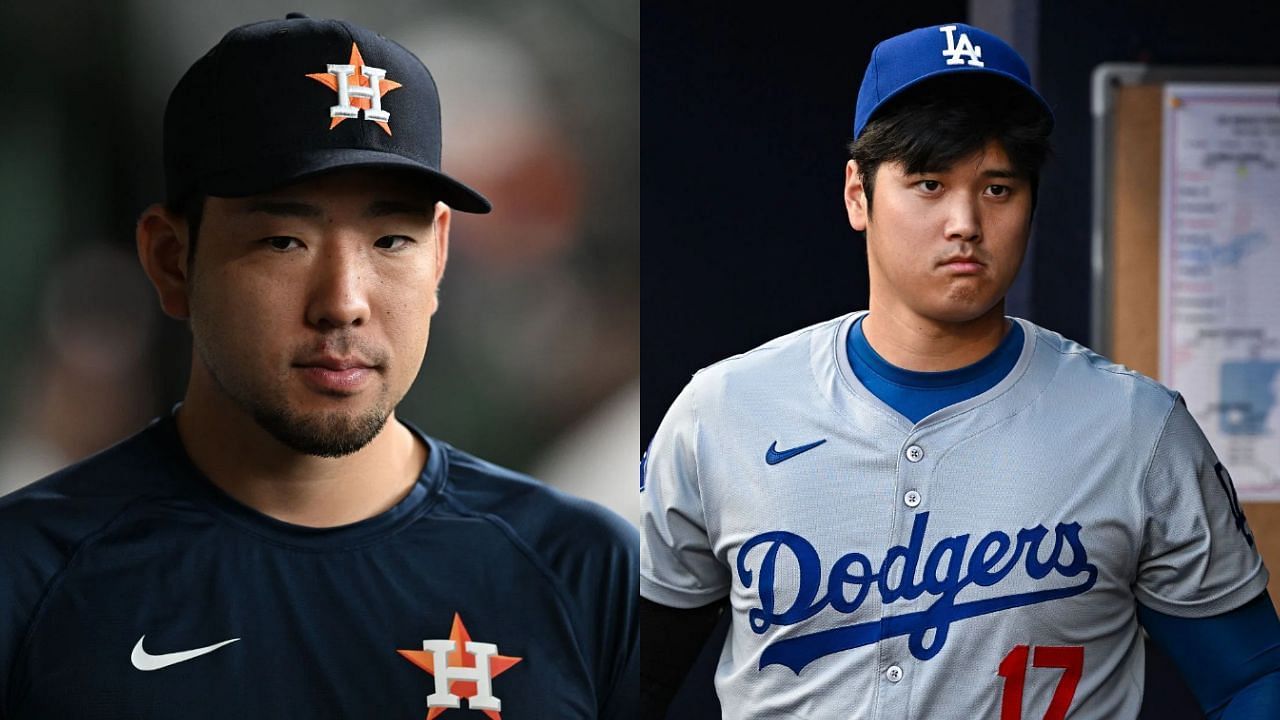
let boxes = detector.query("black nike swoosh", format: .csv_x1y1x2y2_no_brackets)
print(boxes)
765,439,827,465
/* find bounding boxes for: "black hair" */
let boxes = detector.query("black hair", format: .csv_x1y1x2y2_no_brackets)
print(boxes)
164,193,206,265
847,74,1052,217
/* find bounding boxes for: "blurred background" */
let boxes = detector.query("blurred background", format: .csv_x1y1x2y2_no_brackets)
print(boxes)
644,1,1280,718
0,0,639,524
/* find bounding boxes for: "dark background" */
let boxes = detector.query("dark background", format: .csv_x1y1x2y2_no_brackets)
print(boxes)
643,1,1280,717
643,0,1280,444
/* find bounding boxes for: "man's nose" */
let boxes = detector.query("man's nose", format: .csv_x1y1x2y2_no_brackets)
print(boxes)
944,195,981,243
306,243,371,330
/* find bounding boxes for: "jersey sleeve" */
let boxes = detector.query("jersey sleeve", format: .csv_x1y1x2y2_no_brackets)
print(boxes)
0,486,84,718
552,500,638,720
1134,395,1269,617
0,498,42,719
641,379,731,608
1138,591,1280,713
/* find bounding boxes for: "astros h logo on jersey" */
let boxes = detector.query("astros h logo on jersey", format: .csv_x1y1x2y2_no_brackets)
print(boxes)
398,613,523,719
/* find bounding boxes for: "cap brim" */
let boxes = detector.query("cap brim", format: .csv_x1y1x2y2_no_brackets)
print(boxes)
198,148,492,213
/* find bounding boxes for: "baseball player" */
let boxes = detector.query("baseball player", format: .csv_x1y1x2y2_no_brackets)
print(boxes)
0,14,636,719
641,23,1280,719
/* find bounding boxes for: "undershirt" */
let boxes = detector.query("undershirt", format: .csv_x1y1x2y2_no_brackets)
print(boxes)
845,314,1024,423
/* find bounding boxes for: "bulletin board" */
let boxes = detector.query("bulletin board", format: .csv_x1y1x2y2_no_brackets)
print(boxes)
1091,63,1280,595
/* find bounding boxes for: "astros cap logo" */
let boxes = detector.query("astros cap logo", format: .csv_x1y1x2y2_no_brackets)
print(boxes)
306,42,402,135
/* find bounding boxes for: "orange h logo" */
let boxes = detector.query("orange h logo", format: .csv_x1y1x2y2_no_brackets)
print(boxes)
398,614,523,719
306,42,403,135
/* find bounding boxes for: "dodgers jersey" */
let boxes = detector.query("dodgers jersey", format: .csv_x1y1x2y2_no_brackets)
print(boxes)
641,312,1267,719
0,413,637,719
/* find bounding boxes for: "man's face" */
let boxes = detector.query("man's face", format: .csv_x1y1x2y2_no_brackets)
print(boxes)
847,139,1031,324
187,168,449,457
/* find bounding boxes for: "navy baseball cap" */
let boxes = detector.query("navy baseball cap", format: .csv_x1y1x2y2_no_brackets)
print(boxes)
853,23,1053,139
164,13,490,213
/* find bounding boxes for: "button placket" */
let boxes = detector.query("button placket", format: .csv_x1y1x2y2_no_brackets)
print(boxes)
883,438,923,711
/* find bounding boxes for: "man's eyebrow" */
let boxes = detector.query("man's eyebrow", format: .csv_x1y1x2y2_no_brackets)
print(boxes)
906,166,1022,178
364,200,434,218
242,200,324,217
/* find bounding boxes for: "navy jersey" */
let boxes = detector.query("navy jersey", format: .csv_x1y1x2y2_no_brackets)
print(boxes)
0,414,637,719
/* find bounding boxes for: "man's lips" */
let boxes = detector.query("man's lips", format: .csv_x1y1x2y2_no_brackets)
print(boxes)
939,256,985,273
294,357,378,394
297,356,375,371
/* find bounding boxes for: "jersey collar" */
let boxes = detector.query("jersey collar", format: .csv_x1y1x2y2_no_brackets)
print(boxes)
148,408,446,550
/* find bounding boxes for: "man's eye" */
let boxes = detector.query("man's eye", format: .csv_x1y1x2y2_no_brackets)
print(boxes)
264,237,302,251
988,185,1011,196
918,180,941,192
374,235,413,250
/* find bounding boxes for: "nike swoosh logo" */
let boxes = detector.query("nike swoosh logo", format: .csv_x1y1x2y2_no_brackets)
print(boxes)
131,635,240,671
765,439,827,465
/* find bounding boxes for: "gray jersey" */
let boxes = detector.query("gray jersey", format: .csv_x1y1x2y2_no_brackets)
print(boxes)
641,312,1267,719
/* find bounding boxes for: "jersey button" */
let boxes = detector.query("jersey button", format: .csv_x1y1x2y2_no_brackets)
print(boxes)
905,445,924,463
904,490,921,508
885,665,903,683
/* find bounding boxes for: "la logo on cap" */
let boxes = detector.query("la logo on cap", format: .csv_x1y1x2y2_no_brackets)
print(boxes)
939,25,983,67
306,42,403,135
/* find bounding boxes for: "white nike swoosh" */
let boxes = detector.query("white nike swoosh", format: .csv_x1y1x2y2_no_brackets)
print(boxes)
130,635,240,671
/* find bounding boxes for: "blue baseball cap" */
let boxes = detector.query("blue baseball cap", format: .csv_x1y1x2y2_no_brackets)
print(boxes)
853,23,1053,139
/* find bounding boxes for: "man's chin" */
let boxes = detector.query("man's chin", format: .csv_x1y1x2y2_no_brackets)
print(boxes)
924,293,1007,325
251,404,393,458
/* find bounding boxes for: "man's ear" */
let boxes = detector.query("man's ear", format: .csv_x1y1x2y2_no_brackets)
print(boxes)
136,204,192,319
429,202,451,315
844,160,869,232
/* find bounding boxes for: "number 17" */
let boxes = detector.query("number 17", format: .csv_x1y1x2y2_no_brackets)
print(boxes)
997,644,1084,720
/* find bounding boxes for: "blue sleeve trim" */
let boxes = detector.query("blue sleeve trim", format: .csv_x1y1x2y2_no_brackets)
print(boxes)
1139,591,1280,714
1207,673,1280,719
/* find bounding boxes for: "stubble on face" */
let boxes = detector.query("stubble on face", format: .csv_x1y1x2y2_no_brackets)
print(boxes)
192,326,397,458
941,281,981,309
